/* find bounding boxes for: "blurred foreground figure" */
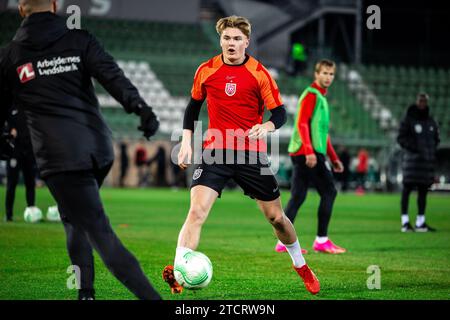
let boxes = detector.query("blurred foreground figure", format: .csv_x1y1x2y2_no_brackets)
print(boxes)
0,0,160,300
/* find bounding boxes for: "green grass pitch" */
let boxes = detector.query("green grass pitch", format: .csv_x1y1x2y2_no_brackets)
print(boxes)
0,186,449,300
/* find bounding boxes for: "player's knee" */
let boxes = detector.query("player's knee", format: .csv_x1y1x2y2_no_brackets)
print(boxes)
267,213,285,228
187,206,208,225
330,187,337,199
323,187,337,200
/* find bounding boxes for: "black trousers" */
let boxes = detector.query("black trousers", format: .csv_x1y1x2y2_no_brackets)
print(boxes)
401,182,429,216
284,154,337,237
5,154,36,220
44,162,161,300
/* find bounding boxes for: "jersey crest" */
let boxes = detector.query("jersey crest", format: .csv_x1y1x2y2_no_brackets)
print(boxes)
225,82,237,96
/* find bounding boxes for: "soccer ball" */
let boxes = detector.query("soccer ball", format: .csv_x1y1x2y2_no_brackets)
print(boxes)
174,251,213,289
46,206,61,222
23,206,43,223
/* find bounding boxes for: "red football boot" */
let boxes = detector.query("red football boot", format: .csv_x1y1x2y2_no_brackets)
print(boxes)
162,265,183,294
293,264,320,295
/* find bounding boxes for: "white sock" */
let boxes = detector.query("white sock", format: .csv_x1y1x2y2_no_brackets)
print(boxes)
316,236,328,244
284,239,306,268
401,214,409,225
175,246,193,265
416,215,425,227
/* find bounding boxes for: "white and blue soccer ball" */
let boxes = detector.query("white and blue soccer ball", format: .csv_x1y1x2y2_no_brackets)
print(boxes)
174,251,213,289
23,206,43,223
46,206,61,222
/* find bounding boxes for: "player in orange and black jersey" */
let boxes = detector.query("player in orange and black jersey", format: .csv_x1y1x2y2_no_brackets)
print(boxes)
162,16,320,296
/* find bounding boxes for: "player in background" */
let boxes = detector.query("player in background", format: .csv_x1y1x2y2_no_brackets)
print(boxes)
0,0,160,300
162,16,320,295
3,106,40,222
277,60,346,254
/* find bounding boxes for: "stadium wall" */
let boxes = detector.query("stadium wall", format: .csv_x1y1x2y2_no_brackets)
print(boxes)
0,0,200,23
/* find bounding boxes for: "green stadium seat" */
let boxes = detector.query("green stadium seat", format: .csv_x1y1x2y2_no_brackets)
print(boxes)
357,62,449,143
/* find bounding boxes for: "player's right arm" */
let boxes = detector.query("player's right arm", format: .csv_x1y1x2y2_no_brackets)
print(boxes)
178,64,207,169
397,114,417,152
297,93,317,168
179,98,204,169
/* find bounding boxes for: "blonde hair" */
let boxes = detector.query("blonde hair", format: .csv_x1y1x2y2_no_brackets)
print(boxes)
216,16,251,38
314,59,336,73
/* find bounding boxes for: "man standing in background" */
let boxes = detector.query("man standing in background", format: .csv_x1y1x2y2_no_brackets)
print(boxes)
277,59,346,254
397,93,439,232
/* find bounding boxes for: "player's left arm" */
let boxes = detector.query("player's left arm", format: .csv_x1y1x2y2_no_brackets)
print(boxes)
327,136,344,173
248,105,286,139
249,66,286,139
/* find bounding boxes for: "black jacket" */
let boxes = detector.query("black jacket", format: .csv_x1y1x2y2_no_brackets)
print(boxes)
0,12,146,177
397,104,440,186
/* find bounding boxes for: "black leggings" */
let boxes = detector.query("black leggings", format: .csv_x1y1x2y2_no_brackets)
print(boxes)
401,183,429,216
5,154,36,220
284,154,337,237
44,163,161,300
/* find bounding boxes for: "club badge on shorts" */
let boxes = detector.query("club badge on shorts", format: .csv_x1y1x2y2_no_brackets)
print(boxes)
225,82,237,96
193,168,203,180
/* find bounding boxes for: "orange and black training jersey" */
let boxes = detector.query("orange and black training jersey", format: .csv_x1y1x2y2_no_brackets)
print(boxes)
191,54,283,152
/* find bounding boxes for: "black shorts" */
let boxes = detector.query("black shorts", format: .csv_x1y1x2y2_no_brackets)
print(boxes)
290,153,336,192
190,150,280,201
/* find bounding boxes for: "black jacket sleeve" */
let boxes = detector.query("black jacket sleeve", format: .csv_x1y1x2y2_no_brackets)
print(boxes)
397,115,418,153
433,119,440,148
268,105,287,129
183,98,204,131
6,107,18,131
84,32,146,114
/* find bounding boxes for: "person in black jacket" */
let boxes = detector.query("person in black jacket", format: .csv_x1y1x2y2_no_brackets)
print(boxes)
4,106,40,222
397,93,440,233
0,0,160,300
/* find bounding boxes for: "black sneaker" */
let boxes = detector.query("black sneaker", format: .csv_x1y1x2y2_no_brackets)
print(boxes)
3,216,13,222
415,223,436,232
401,222,414,232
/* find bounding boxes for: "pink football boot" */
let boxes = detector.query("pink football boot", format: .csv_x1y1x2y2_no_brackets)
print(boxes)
313,239,346,254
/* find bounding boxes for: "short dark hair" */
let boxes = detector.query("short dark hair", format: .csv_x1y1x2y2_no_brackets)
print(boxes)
19,0,53,6
19,0,53,15
417,93,429,100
